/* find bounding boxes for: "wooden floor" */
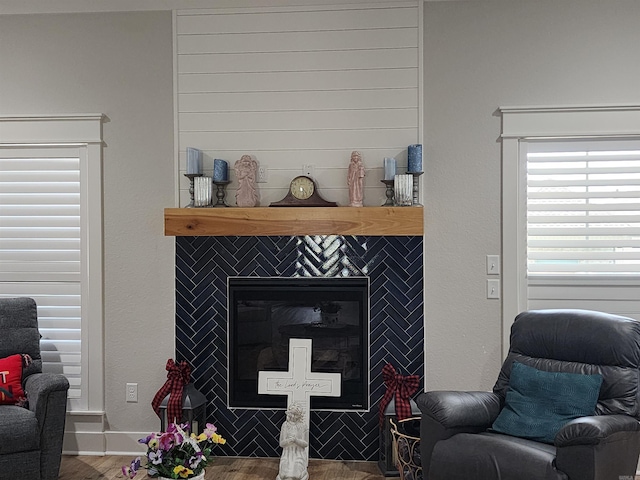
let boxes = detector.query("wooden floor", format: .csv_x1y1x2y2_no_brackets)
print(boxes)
59,455,396,480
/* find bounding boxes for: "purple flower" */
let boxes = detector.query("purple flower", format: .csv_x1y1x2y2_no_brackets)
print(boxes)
138,434,154,445
121,457,140,479
148,449,163,465
188,452,204,469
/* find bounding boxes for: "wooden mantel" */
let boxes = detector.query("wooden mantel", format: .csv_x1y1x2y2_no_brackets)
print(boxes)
164,206,423,236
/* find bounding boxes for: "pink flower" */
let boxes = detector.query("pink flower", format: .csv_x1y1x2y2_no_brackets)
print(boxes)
159,430,182,451
203,423,217,438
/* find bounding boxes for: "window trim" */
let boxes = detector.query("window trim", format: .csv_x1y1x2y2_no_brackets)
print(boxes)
0,114,104,413
500,105,640,358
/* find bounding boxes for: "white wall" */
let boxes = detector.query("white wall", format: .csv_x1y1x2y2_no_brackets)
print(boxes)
423,0,640,391
0,12,176,451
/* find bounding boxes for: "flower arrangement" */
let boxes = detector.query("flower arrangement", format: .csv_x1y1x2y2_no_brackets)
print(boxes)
122,422,226,479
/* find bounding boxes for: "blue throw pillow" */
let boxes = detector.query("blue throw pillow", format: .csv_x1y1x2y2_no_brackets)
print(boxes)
491,361,603,444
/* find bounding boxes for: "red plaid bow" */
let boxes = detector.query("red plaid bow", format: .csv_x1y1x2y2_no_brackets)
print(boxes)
151,359,191,426
379,363,420,426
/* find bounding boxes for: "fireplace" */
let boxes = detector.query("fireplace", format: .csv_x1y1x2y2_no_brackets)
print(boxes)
174,234,423,460
228,276,369,411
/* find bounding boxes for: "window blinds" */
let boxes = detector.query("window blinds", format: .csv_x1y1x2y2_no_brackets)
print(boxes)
0,147,83,403
527,141,640,276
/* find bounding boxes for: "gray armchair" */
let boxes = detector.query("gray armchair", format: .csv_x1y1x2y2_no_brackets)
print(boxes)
0,297,70,480
416,309,640,480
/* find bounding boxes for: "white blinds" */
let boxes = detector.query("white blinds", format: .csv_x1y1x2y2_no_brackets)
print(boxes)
527,140,640,276
0,147,83,404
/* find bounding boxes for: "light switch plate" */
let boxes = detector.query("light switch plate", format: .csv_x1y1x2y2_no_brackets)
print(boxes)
486,255,500,275
487,279,500,299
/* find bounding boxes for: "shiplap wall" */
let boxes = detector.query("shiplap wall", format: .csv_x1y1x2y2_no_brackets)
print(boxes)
175,2,421,207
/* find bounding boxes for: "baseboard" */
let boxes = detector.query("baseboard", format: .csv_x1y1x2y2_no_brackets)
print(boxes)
62,430,147,456
105,431,147,455
62,411,105,455
63,431,105,455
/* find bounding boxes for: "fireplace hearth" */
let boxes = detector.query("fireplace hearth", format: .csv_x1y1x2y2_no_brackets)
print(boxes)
175,234,423,461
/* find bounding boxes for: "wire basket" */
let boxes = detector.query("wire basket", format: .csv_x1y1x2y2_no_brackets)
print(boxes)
390,417,422,480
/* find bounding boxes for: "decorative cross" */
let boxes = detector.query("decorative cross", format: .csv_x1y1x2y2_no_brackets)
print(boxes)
259,338,342,479
258,338,342,417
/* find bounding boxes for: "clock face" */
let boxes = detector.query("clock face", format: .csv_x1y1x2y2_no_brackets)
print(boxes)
290,176,315,200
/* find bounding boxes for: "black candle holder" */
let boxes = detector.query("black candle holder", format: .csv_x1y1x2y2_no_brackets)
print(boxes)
411,172,423,206
381,179,395,206
184,173,203,208
213,180,231,207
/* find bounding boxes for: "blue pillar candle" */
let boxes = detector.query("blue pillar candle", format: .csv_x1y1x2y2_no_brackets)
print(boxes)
383,157,396,180
213,159,229,182
408,144,423,173
186,147,202,175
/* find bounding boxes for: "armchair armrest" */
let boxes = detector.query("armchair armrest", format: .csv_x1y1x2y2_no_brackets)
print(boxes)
556,414,640,447
416,391,502,429
24,372,69,480
555,415,640,480
415,391,502,476
24,372,70,427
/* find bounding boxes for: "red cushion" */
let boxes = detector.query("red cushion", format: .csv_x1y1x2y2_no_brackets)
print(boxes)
0,354,25,405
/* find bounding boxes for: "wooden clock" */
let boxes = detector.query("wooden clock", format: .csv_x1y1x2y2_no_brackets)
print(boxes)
270,175,337,207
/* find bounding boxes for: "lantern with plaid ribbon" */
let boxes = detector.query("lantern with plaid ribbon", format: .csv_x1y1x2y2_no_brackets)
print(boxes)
377,363,421,476
151,359,207,434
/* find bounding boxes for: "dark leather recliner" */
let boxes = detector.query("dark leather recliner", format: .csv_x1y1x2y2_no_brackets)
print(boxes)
416,309,640,480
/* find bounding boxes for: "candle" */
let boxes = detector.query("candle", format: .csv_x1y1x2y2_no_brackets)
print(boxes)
408,144,423,173
213,159,228,182
383,157,396,181
186,147,202,175
394,174,413,206
194,176,212,207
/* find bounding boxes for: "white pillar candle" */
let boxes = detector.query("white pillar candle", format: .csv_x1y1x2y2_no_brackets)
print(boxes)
394,174,413,206
194,176,212,207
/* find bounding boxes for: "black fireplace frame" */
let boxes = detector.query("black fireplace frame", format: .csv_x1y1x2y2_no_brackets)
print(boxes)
227,276,370,412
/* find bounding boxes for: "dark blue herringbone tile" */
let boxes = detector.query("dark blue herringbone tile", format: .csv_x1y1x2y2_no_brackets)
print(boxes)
174,235,423,460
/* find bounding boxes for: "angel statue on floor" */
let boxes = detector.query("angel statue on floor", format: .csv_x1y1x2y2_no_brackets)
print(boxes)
276,402,309,480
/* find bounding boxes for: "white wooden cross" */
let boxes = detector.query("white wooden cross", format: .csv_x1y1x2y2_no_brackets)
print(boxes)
258,338,342,418
258,338,342,479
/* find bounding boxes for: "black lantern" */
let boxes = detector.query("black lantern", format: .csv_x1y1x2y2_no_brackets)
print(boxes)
159,383,207,435
378,397,421,476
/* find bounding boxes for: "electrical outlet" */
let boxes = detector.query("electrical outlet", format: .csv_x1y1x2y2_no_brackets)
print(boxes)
126,383,138,403
302,164,315,177
257,166,268,183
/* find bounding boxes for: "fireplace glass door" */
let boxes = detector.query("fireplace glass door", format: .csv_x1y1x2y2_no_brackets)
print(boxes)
228,276,369,411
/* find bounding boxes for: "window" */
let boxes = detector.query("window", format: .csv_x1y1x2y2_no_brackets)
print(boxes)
527,139,640,276
0,115,103,412
500,106,640,355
